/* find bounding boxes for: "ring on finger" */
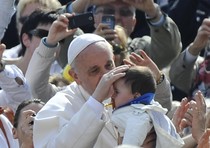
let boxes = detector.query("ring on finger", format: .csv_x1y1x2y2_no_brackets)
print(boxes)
108,72,114,79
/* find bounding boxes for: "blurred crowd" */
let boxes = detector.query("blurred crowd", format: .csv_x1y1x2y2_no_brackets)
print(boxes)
1,0,210,148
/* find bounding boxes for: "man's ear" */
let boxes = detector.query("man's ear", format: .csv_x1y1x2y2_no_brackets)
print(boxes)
22,33,31,49
12,128,18,139
68,69,81,84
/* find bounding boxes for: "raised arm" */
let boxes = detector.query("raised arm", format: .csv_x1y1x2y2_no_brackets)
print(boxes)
25,13,77,102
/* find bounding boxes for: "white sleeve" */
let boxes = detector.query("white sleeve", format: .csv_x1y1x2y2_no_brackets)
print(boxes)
0,131,8,148
123,112,152,146
0,0,16,40
33,94,106,148
87,96,104,119
184,47,198,64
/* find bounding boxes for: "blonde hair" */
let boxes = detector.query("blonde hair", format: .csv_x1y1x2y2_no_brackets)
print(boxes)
115,25,128,49
113,25,129,65
16,0,61,24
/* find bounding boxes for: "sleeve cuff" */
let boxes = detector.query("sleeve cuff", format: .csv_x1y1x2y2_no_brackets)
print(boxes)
147,14,165,26
42,37,58,48
184,47,198,64
86,96,104,119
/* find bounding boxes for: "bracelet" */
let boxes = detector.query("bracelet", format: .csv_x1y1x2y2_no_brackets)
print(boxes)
156,73,164,85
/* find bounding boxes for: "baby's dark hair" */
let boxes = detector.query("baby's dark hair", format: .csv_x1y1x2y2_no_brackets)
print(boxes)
123,66,156,95
13,99,45,128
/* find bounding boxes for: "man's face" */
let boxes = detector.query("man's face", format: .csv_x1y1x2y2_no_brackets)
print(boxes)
73,42,115,95
26,24,51,55
13,103,44,145
94,1,136,36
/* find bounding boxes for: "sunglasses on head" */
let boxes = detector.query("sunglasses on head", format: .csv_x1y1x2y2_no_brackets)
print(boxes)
28,29,49,39
95,7,134,17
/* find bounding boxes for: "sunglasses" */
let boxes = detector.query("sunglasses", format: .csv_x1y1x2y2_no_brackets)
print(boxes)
28,29,65,43
95,7,134,17
28,29,49,39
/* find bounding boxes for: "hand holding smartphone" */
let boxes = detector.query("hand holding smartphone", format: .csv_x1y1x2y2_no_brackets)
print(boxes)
102,15,115,29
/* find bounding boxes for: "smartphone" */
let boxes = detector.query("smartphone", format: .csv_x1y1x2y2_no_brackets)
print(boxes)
68,12,95,29
102,15,115,29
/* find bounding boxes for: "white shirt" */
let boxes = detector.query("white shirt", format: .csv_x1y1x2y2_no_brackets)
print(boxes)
111,101,184,147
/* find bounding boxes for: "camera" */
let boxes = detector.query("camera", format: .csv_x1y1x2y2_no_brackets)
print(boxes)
68,12,95,29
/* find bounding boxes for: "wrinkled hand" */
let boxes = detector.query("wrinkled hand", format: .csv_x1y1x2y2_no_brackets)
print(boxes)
122,0,157,16
189,18,210,56
172,97,189,135
89,0,116,5
197,129,210,148
92,65,129,103
191,91,206,143
19,110,36,148
46,13,77,46
94,23,117,41
123,50,161,82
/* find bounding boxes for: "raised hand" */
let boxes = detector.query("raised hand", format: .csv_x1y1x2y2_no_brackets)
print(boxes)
92,65,129,103
93,23,117,41
191,91,206,143
89,0,116,5
46,13,77,46
0,43,6,61
124,50,161,82
172,97,189,135
122,0,159,17
197,129,210,148
189,18,210,56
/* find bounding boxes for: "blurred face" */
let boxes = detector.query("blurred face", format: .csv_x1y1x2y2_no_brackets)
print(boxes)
73,42,115,95
112,79,134,108
17,2,43,34
94,1,136,36
13,103,44,145
25,24,51,55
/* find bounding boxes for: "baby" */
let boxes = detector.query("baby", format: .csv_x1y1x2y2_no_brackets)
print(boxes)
111,66,184,147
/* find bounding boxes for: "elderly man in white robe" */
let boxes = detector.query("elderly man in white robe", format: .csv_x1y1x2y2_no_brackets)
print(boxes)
32,13,172,148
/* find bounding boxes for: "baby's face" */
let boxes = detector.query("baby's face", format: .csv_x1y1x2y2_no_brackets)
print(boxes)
112,79,134,108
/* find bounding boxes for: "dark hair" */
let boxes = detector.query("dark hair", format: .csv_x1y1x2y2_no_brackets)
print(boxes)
19,9,58,56
13,99,45,128
123,66,156,95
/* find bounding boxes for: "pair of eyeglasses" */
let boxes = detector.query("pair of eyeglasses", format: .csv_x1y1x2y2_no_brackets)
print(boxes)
95,7,134,17
28,29,49,39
